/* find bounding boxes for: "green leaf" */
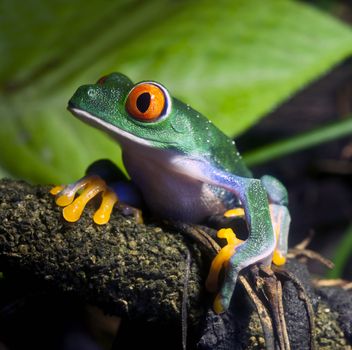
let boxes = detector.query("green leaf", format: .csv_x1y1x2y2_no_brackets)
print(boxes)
0,166,11,179
1,0,352,183
244,117,352,166
327,225,352,279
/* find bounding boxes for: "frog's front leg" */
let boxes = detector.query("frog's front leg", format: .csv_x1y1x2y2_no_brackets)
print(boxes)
218,180,276,313
51,159,142,224
205,228,244,293
51,174,116,224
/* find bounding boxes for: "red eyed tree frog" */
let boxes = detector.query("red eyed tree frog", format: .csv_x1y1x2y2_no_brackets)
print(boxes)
51,73,291,314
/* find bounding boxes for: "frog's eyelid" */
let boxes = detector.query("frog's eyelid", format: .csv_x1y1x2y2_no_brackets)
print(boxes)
96,75,108,85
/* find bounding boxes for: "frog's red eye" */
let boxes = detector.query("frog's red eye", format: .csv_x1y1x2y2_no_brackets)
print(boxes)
126,83,168,121
96,75,108,85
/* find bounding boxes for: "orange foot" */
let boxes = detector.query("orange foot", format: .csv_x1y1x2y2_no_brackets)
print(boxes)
50,175,118,225
206,228,244,293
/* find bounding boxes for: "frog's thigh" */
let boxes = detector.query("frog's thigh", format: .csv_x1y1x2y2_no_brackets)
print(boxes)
260,175,291,266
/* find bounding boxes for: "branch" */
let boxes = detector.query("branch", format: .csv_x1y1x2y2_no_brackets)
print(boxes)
0,179,351,349
0,179,205,323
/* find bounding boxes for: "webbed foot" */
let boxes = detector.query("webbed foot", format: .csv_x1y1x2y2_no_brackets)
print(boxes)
51,175,118,225
206,228,244,313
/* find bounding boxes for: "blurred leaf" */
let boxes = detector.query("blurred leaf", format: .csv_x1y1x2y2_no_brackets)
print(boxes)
327,225,352,279
244,117,352,166
0,166,10,179
0,0,352,183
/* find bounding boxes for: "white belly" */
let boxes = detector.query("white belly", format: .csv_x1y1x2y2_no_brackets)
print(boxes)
123,148,228,223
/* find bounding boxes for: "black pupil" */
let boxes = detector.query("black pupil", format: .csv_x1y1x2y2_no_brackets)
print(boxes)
136,92,151,113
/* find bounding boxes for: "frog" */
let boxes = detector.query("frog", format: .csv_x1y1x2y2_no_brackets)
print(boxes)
51,72,290,314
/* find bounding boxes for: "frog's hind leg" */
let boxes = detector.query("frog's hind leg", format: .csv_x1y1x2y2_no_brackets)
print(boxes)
270,204,290,266
223,208,245,219
261,175,291,267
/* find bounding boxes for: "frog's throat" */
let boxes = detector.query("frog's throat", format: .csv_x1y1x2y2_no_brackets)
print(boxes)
68,106,214,181
68,106,153,147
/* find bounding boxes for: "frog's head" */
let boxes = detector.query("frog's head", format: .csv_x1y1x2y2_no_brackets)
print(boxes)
68,72,211,154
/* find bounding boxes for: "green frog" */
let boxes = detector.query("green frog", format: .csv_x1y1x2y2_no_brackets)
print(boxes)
51,73,290,313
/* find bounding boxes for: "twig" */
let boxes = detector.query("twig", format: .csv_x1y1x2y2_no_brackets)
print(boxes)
313,278,352,290
292,231,315,250
239,274,276,350
274,268,316,350
165,221,220,257
287,248,334,269
258,266,291,350
276,281,290,350
288,232,334,269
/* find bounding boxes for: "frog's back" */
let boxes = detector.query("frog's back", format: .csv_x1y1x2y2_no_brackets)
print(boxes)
172,98,252,178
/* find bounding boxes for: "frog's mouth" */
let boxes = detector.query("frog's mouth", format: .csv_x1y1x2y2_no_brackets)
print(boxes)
67,104,154,148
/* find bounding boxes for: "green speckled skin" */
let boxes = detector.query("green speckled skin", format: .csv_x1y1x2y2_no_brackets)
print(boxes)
69,73,250,177
67,72,290,313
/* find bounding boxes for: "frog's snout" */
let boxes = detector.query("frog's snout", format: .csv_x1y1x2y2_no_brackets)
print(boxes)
68,84,99,111
67,99,75,110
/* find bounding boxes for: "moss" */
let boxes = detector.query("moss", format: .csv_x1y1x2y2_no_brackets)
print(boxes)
241,301,348,350
0,179,206,323
0,179,350,348
314,302,348,349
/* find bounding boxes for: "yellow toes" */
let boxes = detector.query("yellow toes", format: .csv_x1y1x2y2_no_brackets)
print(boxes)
93,190,118,225
63,197,86,222
50,185,64,195
62,179,106,222
51,175,119,224
217,228,243,246
224,208,245,218
213,293,225,314
206,250,227,293
206,228,243,293
56,193,75,207
273,249,286,266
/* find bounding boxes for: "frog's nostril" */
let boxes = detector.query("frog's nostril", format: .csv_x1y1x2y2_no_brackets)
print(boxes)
87,88,97,98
